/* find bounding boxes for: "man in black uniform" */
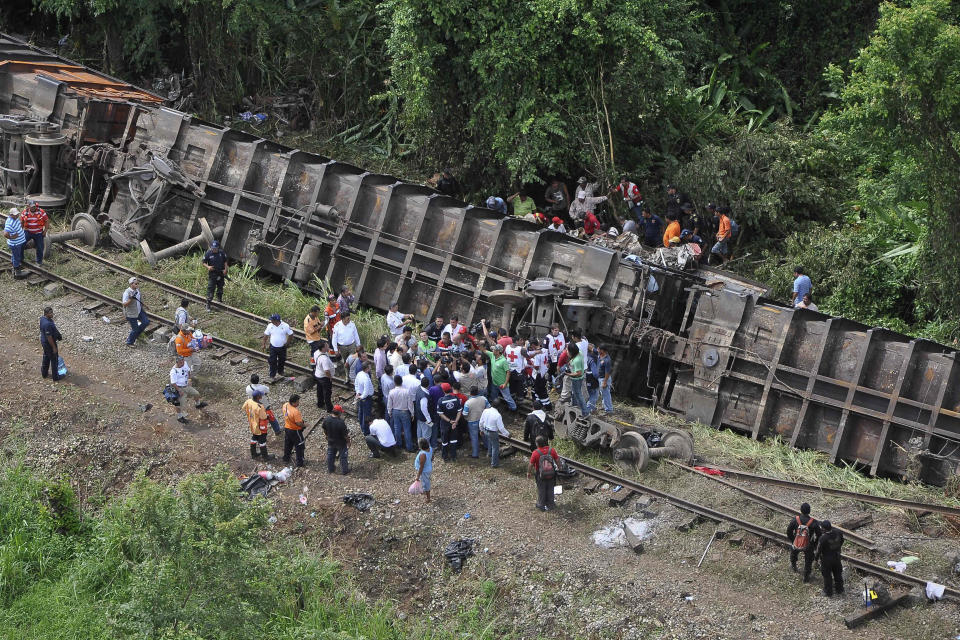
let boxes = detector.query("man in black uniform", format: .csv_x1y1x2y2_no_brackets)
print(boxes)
815,520,845,597
39,306,63,381
202,239,228,310
322,405,350,475
437,383,462,461
786,502,821,583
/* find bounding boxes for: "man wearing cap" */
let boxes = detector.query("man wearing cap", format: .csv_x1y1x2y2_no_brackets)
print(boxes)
485,195,508,216
506,191,536,218
323,293,340,340
546,217,567,233
386,302,414,338
174,323,200,370
122,277,150,347
322,405,350,474
202,239,227,310
3,207,27,278
262,313,294,380
21,201,48,266
568,190,607,227
304,305,324,358
171,355,207,424
576,176,599,198
242,389,269,458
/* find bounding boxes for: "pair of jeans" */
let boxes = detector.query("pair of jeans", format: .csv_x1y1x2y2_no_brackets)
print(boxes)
467,420,480,457
392,410,414,451
125,309,150,344
490,384,516,411
25,232,44,264
570,376,589,415
41,342,60,380
357,396,373,436
599,383,613,412
9,242,24,269
416,419,432,443
268,345,287,377
484,430,501,467
326,445,349,474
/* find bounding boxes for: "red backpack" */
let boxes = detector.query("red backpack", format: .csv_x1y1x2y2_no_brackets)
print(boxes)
537,448,556,480
792,515,813,551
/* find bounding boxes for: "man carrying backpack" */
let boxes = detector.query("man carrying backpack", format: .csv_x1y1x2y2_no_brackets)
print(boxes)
527,435,560,511
522,400,554,449
815,520,845,597
786,502,821,583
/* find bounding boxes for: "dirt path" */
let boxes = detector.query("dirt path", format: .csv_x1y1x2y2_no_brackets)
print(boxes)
1,273,956,640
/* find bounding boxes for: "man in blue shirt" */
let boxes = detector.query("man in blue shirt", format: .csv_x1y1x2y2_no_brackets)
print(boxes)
638,208,664,248
485,196,508,216
3,207,27,278
792,266,812,308
40,306,63,381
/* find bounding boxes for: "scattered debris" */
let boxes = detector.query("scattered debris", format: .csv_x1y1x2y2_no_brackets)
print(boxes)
138,403,152,412
101,316,111,323
844,594,912,629
239,111,267,124
925,581,945,601
443,538,475,572
609,489,635,508
592,518,652,549
238,468,292,499
343,493,374,512
840,514,874,531
697,530,719,568
81,335,94,342
583,480,603,494
675,514,709,532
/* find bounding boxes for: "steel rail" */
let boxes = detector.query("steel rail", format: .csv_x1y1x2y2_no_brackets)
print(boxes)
661,459,876,549
501,435,960,602
684,463,960,517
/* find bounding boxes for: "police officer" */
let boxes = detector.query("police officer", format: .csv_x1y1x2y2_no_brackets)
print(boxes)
40,306,63,381
202,239,227,310
815,520,845,597
786,502,821,583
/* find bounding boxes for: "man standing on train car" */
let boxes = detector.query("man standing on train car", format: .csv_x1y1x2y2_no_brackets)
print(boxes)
202,240,228,310
21,200,48,266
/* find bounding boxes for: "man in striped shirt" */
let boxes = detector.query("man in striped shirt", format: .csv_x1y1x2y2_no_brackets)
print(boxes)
3,207,27,278
21,201,48,266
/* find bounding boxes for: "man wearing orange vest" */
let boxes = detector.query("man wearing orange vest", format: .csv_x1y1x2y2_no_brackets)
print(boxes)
304,305,324,359
323,293,340,341
174,324,200,370
281,394,307,467
243,390,270,459
663,213,682,247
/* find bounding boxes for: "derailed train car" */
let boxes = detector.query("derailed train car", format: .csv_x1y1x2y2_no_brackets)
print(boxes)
1,34,958,485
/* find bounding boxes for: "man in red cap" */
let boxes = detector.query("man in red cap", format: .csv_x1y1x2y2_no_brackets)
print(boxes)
437,382,462,461
547,217,567,233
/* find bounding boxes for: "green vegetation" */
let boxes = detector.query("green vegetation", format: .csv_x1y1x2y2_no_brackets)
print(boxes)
5,0,959,338
0,463,512,640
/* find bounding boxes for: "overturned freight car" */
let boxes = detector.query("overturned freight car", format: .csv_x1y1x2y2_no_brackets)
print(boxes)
1,33,958,485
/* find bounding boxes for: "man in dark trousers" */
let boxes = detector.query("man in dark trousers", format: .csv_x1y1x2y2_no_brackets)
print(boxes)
815,520,845,597
281,394,306,468
786,502,821,583
522,400,554,449
322,404,350,475
39,306,63,381
527,435,560,511
202,239,228,310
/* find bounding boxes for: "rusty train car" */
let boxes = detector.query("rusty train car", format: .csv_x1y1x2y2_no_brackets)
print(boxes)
1,34,958,485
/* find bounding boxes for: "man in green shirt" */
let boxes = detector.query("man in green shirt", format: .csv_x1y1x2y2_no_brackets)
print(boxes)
567,343,589,414
507,191,537,219
416,330,437,362
489,345,517,410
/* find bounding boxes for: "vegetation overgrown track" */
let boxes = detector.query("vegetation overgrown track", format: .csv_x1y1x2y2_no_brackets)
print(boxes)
7,246,959,604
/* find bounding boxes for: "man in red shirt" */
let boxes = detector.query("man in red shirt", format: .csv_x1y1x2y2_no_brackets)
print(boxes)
21,200,48,266
527,435,560,511
583,211,600,236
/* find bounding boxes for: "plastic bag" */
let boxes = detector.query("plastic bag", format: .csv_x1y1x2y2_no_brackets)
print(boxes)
56,355,68,378
408,480,423,495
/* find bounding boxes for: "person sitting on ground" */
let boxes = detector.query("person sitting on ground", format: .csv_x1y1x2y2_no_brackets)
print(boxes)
485,195,508,216
366,414,399,458
547,217,567,233
527,434,560,511
507,191,536,218
246,373,281,435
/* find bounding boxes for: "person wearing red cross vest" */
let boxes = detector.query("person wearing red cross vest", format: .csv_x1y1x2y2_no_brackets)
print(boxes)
504,341,525,401
542,324,566,384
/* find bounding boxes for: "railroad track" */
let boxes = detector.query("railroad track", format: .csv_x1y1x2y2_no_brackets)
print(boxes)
5,249,958,603
502,435,960,602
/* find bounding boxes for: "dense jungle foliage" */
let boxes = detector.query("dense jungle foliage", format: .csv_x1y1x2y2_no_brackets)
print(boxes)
2,0,960,342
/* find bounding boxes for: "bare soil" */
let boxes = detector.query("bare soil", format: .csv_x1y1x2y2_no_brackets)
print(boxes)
1,271,958,640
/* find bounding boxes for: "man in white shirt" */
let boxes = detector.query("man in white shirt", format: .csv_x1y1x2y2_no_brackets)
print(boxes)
331,311,361,378
387,375,415,451
478,405,510,468
365,415,398,458
386,302,414,338
313,340,335,411
261,313,294,380
354,361,375,436
441,315,463,341
169,356,206,424
543,324,566,383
